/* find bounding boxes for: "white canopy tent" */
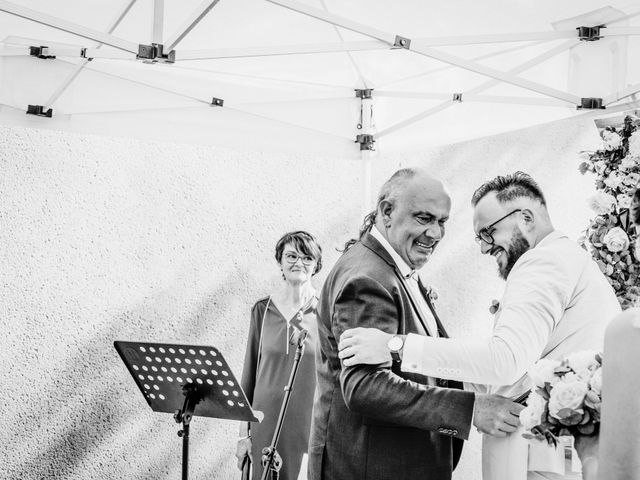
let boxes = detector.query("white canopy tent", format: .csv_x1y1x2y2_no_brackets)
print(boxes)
1,0,640,159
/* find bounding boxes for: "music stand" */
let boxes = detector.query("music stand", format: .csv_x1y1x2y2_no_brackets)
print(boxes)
115,340,263,480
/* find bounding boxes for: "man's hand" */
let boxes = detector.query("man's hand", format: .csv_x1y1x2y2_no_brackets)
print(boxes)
338,327,393,366
473,394,524,437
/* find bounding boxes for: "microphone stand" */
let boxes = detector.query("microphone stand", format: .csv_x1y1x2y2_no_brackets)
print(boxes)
260,329,308,480
173,383,201,480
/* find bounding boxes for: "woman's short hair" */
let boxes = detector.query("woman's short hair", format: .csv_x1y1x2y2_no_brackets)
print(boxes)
275,231,323,274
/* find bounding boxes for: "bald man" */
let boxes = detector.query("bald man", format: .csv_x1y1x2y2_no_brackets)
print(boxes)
309,168,523,480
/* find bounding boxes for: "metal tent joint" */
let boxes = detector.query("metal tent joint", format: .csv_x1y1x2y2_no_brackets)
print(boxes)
577,26,604,41
393,35,411,49
355,134,375,151
137,43,176,63
26,105,53,117
453,93,463,102
355,89,373,99
578,97,605,110
210,97,224,107
80,48,94,61
29,46,55,60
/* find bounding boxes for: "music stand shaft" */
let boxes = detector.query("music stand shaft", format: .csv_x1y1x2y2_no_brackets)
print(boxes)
182,424,189,480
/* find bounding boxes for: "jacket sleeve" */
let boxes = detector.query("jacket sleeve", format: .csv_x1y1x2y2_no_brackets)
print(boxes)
334,275,475,439
240,301,263,407
402,249,569,385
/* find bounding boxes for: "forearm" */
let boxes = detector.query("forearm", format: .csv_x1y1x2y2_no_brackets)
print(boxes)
402,333,533,385
334,275,473,438
340,363,475,438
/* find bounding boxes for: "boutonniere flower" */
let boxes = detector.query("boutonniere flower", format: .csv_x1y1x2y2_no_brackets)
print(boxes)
424,285,438,302
489,299,500,315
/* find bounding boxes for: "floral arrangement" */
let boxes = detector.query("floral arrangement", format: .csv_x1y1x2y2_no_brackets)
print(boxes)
520,351,602,446
578,114,640,309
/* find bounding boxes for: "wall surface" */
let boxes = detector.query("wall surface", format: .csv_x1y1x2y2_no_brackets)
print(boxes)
0,125,364,479
0,113,602,479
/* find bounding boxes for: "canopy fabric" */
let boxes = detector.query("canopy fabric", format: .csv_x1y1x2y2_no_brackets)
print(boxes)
1,0,640,156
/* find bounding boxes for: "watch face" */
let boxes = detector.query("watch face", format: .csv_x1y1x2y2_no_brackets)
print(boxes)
388,335,403,352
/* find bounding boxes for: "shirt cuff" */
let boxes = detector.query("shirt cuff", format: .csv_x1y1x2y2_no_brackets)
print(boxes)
400,333,424,373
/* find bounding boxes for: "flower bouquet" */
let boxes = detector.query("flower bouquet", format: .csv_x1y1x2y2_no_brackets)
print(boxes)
520,351,602,446
520,352,603,478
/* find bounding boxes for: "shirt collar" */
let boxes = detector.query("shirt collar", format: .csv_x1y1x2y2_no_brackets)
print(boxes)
535,230,567,248
371,226,417,280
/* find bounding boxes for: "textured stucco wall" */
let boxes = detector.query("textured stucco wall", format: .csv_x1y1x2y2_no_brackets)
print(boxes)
1,114,601,480
0,125,363,480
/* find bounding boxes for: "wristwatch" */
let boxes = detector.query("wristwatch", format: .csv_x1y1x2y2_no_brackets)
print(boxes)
387,335,405,363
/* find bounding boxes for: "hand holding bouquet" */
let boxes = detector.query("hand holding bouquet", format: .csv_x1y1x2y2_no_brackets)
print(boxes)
520,351,602,479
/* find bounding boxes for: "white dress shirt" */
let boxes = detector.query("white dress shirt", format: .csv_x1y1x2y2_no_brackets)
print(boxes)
370,226,439,338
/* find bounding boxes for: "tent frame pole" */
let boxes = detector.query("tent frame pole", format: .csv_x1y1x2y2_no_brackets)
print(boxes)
377,91,566,107
152,0,164,44
177,40,385,60
44,0,138,109
376,39,576,138
266,0,581,105
0,0,138,53
358,92,375,217
604,83,640,106
165,0,222,51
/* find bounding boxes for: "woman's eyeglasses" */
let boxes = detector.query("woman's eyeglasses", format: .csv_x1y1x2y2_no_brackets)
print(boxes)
283,252,315,266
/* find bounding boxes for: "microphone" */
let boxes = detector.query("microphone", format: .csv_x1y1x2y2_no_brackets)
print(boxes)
289,328,309,348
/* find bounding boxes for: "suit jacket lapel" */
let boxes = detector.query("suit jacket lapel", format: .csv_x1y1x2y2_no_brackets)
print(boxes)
417,277,449,339
361,232,433,337
396,270,433,337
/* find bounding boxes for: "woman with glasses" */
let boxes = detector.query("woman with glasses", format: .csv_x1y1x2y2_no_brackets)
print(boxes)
236,231,322,480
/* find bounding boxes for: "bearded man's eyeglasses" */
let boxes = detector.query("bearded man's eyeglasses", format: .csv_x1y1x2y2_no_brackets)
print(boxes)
474,209,522,245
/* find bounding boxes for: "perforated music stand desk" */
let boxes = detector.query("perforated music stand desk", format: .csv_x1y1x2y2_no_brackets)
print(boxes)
115,340,262,480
